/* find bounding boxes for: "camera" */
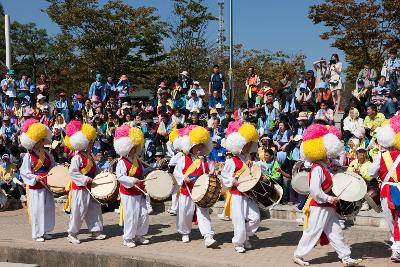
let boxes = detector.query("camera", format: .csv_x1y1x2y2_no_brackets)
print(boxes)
330,59,336,65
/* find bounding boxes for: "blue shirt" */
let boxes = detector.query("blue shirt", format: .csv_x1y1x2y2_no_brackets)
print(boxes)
88,81,105,101
116,79,131,98
73,100,84,112
56,99,68,110
208,97,225,108
209,146,226,162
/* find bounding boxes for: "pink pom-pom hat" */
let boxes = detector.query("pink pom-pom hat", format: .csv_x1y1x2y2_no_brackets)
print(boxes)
22,118,39,133
65,120,82,137
303,124,329,141
226,120,244,136
115,124,130,139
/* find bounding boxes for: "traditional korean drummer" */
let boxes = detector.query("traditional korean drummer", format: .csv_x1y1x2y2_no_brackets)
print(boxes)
173,125,217,248
65,120,106,244
293,124,362,266
369,115,400,262
220,121,260,253
20,119,55,242
114,124,150,248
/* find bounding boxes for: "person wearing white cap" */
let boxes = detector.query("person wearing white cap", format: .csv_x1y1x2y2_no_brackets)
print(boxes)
36,94,48,112
188,81,205,98
186,89,202,113
179,70,193,94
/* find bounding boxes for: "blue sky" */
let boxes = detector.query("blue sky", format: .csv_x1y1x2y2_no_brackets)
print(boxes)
2,0,345,70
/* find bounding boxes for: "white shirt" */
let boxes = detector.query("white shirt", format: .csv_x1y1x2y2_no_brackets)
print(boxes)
309,163,331,204
20,151,55,186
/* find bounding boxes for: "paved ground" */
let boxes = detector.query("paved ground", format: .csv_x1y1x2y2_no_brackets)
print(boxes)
0,204,395,267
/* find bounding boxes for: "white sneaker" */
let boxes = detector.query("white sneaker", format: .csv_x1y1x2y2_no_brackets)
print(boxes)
342,258,362,266
20,195,27,203
43,233,52,240
182,235,190,243
244,240,252,249
114,208,120,214
391,251,400,262
292,256,310,266
34,237,45,242
67,234,81,244
360,202,370,211
204,237,217,248
339,219,346,229
135,236,150,245
167,209,177,216
91,232,106,240
217,213,230,221
123,239,136,248
234,245,245,253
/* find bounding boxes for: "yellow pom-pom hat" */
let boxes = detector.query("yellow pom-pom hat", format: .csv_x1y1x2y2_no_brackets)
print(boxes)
301,124,343,162
20,119,52,150
65,120,97,151
177,125,211,155
222,120,258,155
376,115,400,149
113,124,144,156
169,128,183,152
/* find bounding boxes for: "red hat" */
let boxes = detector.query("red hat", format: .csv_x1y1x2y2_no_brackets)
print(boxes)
59,92,66,96
75,94,83,100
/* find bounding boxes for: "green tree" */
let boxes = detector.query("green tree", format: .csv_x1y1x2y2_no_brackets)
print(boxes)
45,0,168,93
10,22,50,79
169,0,217,81
309,0,399,82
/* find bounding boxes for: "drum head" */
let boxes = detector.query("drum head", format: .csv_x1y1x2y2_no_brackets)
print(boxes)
47,165,70,194
291,171,309,195
145,170,175,201
192,174,210,202
332,171,367,202
237,165,262,193
91,172,118,199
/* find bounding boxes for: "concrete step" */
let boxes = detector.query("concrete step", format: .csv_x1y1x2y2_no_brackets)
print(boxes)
0,263,38,267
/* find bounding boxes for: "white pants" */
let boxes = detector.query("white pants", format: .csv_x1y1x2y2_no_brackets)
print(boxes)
176,194,214,239
294,206,351,260
381,198,400,253
28,188,55,239
121,194,149,240
68,189,103,235
231,194,260,246
170,185,179,212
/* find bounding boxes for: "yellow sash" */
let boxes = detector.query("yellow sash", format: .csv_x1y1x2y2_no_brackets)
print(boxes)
223,160,248,219
303,184,332,230
382,151,398,182
184,157,203,177
245,85,252,99
119,157,140,226
64,152,95,213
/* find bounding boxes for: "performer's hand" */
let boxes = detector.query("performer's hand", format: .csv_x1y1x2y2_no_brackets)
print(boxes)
328,196,339,204
35,176,42,183
246,160,253,167
86,177,93,184
184,177,191,184
232,179,239,187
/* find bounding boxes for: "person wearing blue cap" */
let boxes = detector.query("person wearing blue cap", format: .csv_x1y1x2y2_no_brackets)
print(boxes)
88,73,105,101
209,135,226,164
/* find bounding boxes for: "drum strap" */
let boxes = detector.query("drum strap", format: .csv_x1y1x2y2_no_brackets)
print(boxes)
128,158,139,177
79,152,94,175
184,158,202,177
383,152,400,183
234,163,247,178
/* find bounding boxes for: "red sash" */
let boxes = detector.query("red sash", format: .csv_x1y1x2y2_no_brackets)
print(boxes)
180,155,208,197
29,151,51,190
308,163,335,208
72,152,97,190
230,156,245,196
119,157,144,196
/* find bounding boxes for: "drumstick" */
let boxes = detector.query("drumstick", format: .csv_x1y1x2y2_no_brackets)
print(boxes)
336,180,353,198
85,187,105,205
91,181,115,186
238,177,260,184
133,184,149,196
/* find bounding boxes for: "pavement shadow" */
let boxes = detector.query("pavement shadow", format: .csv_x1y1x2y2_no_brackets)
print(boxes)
309,241,390,265
253,230,303,249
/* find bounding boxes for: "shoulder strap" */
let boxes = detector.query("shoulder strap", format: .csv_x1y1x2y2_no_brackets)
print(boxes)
383,152,400,183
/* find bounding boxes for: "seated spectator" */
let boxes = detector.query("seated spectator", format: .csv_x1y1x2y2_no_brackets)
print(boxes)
73,94,84,112
208,90,225,110
157,97,172,117
370,75,397,118
280,89,298,125
187,109,206,127
171,108,185,127
56,92,70,122
209,135,226,164
95,151,109,172
0,153,25,202
105,95,119,113
189,81,205,98
315,101,334,125
215,103,225,119
293,112,309,136
257,109,275,137
295,83,312,105
272,121,293,165
258,135,277,162
1,96,12,110
157,113,172,143
278,71,293,99
91,95,102,109
316,82,334,109
117,102,132,119
186,90,203,113
257,80,273,106
0,115,17,145
264,100,279,127
342,107,364,142
11,99,23,122
172,92,186,112
207,109,219,129
52,113,66,134
255,149,289,187
39,107,51,126
179,71,193,95
210,118,223,138
363,103,385,138
352,79,369,104
220,108,234,132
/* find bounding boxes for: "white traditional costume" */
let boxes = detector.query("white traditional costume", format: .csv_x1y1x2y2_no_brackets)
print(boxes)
65,120,105,244
369,115,400,262
220,121,260,253
114,124,149,248
173,125,217,248
20,119,55,242
293,124,361,266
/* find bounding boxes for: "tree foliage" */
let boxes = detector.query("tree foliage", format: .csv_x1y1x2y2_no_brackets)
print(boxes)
309,0,400,81
169,0,217,81
45,0,168,93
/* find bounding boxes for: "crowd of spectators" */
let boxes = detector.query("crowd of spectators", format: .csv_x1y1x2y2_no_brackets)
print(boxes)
1,48,400,211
